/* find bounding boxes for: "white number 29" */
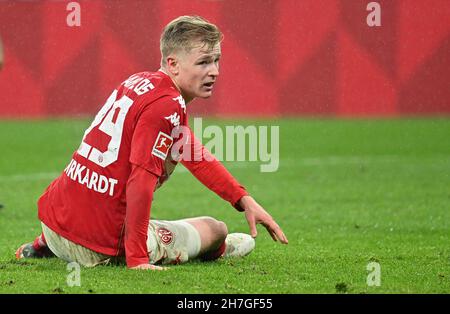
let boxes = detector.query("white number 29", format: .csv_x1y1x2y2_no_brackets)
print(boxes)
77,90,133,167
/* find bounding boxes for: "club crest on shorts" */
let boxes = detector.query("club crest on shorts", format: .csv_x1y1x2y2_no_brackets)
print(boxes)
157,227,173,245
152,132,173,160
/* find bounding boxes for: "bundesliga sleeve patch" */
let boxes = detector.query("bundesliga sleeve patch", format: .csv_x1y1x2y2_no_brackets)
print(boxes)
152,131,173,160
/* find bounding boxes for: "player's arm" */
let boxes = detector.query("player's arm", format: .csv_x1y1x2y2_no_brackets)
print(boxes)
181,130,288,244
125,164,166,270
126,97,180,269
180,129,248,210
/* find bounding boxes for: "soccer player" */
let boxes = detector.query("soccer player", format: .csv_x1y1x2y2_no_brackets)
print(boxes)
16,16,288,270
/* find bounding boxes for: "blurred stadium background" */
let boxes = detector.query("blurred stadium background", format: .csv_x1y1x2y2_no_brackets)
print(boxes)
0,0,449,118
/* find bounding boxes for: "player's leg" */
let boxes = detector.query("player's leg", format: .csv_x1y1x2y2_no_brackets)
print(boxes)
146,218,206,264
182,216,228,257
147,216,255,265
40,223,111,267
182,217,256,260
18,223,111,267
15,232,54,259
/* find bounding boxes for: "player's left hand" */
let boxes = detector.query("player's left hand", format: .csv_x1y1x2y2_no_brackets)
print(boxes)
238,195,288,244
130,263,169,271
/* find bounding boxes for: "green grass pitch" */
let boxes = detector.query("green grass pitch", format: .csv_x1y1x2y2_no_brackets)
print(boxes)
0,118,449,293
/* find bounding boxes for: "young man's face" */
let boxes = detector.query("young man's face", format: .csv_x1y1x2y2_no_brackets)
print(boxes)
171,42,221,103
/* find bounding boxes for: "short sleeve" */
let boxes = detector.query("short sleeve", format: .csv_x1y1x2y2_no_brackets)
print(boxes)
129,97,182,177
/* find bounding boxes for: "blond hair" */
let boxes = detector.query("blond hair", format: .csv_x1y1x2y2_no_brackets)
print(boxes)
160,16,223,62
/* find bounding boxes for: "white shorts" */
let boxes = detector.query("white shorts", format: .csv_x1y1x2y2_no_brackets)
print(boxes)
42,222,110,267
41,219,201,267
147,219,201,265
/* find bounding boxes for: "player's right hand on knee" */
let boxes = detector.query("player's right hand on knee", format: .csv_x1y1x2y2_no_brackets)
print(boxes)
130,264,168,270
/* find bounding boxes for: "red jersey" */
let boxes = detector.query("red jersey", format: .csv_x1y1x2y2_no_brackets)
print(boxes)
38,70,248,267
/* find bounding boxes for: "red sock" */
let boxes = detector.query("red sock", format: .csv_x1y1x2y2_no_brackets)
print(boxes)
32,233,47,251
201,241,226,261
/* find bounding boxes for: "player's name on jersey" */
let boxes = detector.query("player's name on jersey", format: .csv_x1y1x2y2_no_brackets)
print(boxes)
122,74,155,96
64,159,118,196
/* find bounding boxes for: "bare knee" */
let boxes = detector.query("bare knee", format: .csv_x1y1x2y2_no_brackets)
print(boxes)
186,216,228,254
198,217,227,258
200,216,228,242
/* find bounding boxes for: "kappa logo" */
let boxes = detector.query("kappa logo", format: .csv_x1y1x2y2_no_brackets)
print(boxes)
173,95,186,113
157,228,173,245
165,112,180,127
152,132,173,160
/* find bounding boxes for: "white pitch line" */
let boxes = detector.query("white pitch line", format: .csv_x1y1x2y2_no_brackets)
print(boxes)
298,156,402,166
297,155,449,166
1,155,447,182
